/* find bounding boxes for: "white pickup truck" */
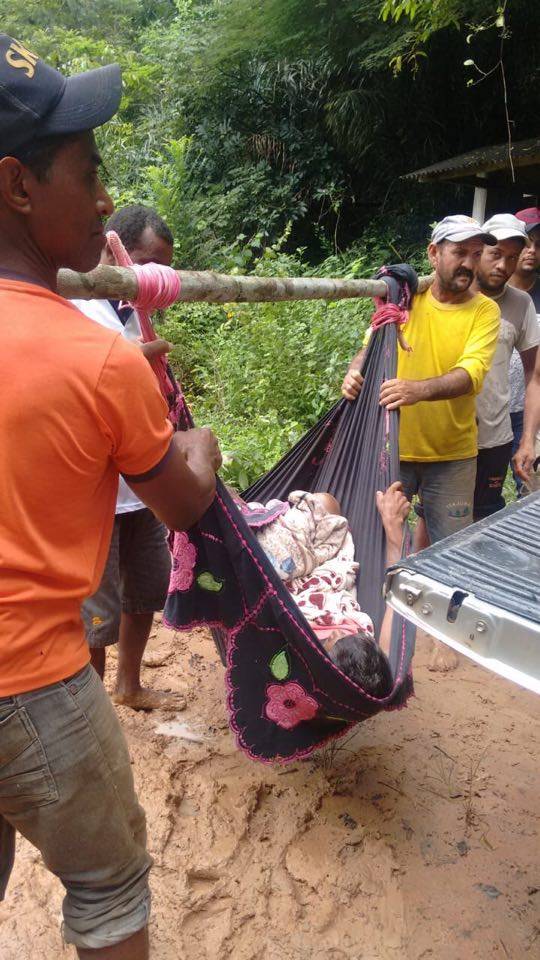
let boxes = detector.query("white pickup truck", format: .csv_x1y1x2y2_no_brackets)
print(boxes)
385,491,540,695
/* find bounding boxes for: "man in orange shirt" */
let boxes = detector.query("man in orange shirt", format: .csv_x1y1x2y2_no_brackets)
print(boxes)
0,36,221,958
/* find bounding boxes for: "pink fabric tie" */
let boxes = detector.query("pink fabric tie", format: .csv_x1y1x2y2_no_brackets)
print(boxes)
370,299,412,353
106,230,182,419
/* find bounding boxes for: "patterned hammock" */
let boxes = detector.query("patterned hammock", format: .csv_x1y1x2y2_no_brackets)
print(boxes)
164,265,417,763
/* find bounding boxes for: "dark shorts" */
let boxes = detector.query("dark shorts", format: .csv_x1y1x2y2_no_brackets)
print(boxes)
81,508,171,648
473,442,513,521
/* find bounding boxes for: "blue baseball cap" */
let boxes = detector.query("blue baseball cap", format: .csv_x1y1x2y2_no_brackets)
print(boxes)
0,35,122,156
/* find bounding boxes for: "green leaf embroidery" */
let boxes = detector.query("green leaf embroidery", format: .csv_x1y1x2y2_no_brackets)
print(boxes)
270,649,291,681
197,572,224,592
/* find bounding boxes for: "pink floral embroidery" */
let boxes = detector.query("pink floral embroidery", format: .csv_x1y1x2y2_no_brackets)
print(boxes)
264,682,319,730
169,532,197,592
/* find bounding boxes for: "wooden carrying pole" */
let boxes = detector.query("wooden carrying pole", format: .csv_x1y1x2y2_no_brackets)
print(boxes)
57,265,433,304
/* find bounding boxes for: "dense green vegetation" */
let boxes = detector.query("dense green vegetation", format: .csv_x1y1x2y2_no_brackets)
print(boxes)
3,0,539,482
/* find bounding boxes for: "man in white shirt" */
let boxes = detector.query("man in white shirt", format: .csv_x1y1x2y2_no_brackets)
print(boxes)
473,214,539,519
74,204,179,709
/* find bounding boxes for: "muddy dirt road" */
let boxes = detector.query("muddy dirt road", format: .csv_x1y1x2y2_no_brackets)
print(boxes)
1,625,538,959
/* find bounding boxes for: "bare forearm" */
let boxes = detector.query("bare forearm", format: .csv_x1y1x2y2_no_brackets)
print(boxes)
521,346,537,388
413,367,472,402
376,483,409,656
385,540,402,568
174,435,217,506
133,429,220,531
380,367,473,410
348,348,366,372
183,456,216,507
522,377,540,445
342,348,366,400
378,604,394,658
378,532,403,656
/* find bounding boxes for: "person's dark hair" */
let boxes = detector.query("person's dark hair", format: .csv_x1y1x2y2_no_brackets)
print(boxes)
5,133,80,182
328,632,393,697
106,204,173,251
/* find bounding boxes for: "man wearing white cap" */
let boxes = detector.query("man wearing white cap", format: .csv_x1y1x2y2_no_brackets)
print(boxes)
473,214,539,518
342,214,500,551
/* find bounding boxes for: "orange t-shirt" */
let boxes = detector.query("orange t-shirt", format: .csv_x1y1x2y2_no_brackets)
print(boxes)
0,280,173,695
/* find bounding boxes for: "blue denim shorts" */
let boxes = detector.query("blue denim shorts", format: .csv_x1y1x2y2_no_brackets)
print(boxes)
0,665,152,949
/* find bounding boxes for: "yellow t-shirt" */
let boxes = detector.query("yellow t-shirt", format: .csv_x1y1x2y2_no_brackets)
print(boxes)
394,289,500,461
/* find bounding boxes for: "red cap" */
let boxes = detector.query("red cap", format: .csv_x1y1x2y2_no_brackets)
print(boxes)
516,207,540,233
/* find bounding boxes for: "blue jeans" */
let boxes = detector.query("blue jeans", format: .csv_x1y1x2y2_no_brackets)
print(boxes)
0,665,151,949
510,409,524,495
400,457,476,544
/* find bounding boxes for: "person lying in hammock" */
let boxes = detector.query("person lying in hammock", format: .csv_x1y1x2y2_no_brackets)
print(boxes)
235,482,410,697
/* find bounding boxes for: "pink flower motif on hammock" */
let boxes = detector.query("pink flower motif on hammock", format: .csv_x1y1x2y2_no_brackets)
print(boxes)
170,532,197,592
264,682,319,730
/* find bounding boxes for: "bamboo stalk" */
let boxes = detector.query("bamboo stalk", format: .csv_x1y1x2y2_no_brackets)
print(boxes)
57,265,434,303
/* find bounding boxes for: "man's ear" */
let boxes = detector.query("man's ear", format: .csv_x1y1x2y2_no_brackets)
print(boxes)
0,157,33,215
427,242,438,270
100,239,116,266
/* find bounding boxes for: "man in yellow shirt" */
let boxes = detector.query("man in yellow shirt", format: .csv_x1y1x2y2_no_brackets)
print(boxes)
342,215,500,545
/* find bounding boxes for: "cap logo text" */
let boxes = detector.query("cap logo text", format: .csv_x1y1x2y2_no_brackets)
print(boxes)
6,40,39,79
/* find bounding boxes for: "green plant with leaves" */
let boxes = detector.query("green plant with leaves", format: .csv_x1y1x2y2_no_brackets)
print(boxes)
4,0,540,483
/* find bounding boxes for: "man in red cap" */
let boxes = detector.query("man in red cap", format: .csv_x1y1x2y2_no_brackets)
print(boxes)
0,35,221,958
512,206,540,309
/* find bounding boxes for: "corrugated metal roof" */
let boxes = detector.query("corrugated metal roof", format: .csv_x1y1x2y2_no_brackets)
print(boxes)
403,137,540,182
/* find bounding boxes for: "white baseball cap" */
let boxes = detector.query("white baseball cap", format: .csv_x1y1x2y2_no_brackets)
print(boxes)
482,213,528,243
431,214,496,246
